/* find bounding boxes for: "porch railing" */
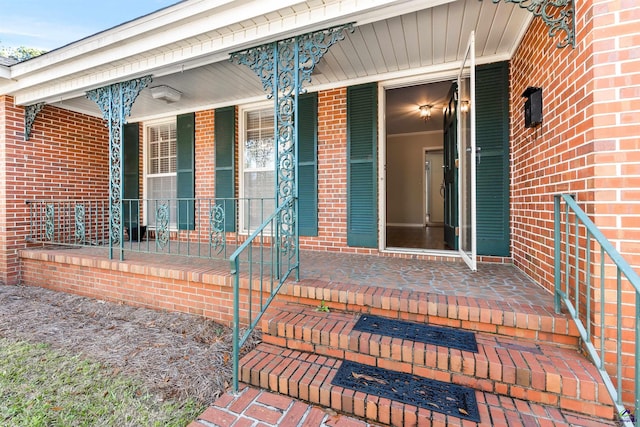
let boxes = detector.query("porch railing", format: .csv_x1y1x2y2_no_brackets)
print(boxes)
554,194,639,426
26,197,274,261
231,196,298,392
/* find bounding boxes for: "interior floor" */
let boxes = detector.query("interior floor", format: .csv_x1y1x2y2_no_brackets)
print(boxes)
385,225,449,251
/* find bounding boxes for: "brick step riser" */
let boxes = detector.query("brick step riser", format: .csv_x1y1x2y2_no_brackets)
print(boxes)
279,293,580,347
260,330,612,417
240,344,616,426
240,346,485,426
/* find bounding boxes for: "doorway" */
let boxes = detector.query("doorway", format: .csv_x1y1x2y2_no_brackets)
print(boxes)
383,80,454,252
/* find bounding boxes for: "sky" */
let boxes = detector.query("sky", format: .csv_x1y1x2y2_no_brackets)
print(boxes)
0,0,181,52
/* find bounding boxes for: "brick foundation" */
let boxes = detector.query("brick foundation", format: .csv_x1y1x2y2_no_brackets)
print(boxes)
20,249,263,328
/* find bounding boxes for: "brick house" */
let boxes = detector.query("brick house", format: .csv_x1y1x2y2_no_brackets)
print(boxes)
1,0,638,424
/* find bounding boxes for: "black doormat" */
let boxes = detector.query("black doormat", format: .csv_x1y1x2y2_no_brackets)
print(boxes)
353,314,478,353
332,360,480,422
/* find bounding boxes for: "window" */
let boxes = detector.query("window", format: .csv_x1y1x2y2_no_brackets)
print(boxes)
241,106,275,232
145,121,177,228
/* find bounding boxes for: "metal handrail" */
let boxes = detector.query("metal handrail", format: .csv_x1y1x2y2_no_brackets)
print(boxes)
554,194,639,426
230,196,298,393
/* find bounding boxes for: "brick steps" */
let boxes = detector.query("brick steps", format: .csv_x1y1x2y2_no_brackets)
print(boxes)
257,301,614,420
240,343,617,427
280,280,581,346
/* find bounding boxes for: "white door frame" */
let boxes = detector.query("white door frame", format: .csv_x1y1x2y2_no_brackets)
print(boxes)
457,31,477,270
377,69,461,254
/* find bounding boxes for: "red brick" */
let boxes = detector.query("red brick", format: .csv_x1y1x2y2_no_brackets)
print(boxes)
244,404,283,424
279,401,310,427
256,391,292,411
198,407,237,426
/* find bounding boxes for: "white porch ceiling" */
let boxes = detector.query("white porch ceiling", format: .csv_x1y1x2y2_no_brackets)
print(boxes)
20,0,532,132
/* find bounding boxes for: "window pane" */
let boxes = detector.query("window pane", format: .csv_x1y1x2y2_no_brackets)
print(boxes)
147,176,177,228
160,157,170,174
146,121,177,227
148,122,177,175
243,171,276,230
244,108,275,170
244,137,275,169
242,107,276,232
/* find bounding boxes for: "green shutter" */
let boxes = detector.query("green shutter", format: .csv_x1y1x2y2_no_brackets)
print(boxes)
476,62,510,256
215,106,236,232
298,93,318,236
347,83,378,248
123,122,139,232
176,113,195,230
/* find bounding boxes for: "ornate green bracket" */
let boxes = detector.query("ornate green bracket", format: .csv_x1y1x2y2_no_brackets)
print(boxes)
491,0,575,48
24,102,45,141
86,75,152,259
231,24,353,264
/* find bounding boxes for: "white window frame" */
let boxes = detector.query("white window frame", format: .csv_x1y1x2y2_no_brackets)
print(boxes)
238,101,276,234
143,117,178,229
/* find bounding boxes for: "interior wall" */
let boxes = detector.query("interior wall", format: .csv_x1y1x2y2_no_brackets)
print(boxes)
386,131,443,226
425,150,444,224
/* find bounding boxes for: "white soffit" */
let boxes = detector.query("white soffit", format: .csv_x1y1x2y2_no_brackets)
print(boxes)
5,0,533,116
6,0,448,105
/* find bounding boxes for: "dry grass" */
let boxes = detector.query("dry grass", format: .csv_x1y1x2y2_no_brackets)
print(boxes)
0,285,260,425
0,338,202,426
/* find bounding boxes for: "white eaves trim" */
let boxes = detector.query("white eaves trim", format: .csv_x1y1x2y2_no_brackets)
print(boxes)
9,0,242,77
7,0,452,106
0,66,10,80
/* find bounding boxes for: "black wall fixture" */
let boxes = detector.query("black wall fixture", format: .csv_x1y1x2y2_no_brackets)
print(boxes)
522,86,543,128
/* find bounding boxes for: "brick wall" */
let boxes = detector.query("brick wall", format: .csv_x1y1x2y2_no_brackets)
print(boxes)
0,97,109,284
20,250,262,328
511,0,640,292
510,0,639,405
300,88,352,252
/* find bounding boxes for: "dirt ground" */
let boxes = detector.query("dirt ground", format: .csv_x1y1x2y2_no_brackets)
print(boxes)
0,284,258,405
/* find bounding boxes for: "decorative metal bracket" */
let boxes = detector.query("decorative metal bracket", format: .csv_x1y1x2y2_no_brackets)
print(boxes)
231,24,353,258
491,0,575,48
86,75,152,259
24,102,45,141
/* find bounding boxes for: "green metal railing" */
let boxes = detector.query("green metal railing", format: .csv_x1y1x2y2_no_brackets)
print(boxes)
231,196,298,392
554,194,639,426
26,197,273,261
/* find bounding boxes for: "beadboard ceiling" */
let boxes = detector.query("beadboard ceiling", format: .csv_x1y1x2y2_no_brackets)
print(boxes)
49,0,531,132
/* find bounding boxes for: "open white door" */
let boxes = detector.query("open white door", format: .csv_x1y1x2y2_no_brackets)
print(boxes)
457,32,476,271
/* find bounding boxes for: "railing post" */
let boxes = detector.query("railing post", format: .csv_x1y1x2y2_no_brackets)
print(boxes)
554,193,640,426
86,76,151,261
554,194,562,313
231,257,240,393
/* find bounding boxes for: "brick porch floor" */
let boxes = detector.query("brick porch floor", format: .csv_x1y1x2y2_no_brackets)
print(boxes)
23,245,551,304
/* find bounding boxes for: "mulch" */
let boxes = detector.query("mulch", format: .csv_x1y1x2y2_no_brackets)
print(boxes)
0,284,259,405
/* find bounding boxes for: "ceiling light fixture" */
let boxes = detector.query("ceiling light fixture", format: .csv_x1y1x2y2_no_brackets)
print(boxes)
150,85,182,103
419,105,432,121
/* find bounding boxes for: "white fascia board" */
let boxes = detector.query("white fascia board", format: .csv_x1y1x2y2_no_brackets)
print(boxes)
10,0,238,76
0,65,11,80
10,0,301,82
12,0,453,105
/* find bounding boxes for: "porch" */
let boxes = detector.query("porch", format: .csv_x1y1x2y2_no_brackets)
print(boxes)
20,244,553,311
19,245,618,425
